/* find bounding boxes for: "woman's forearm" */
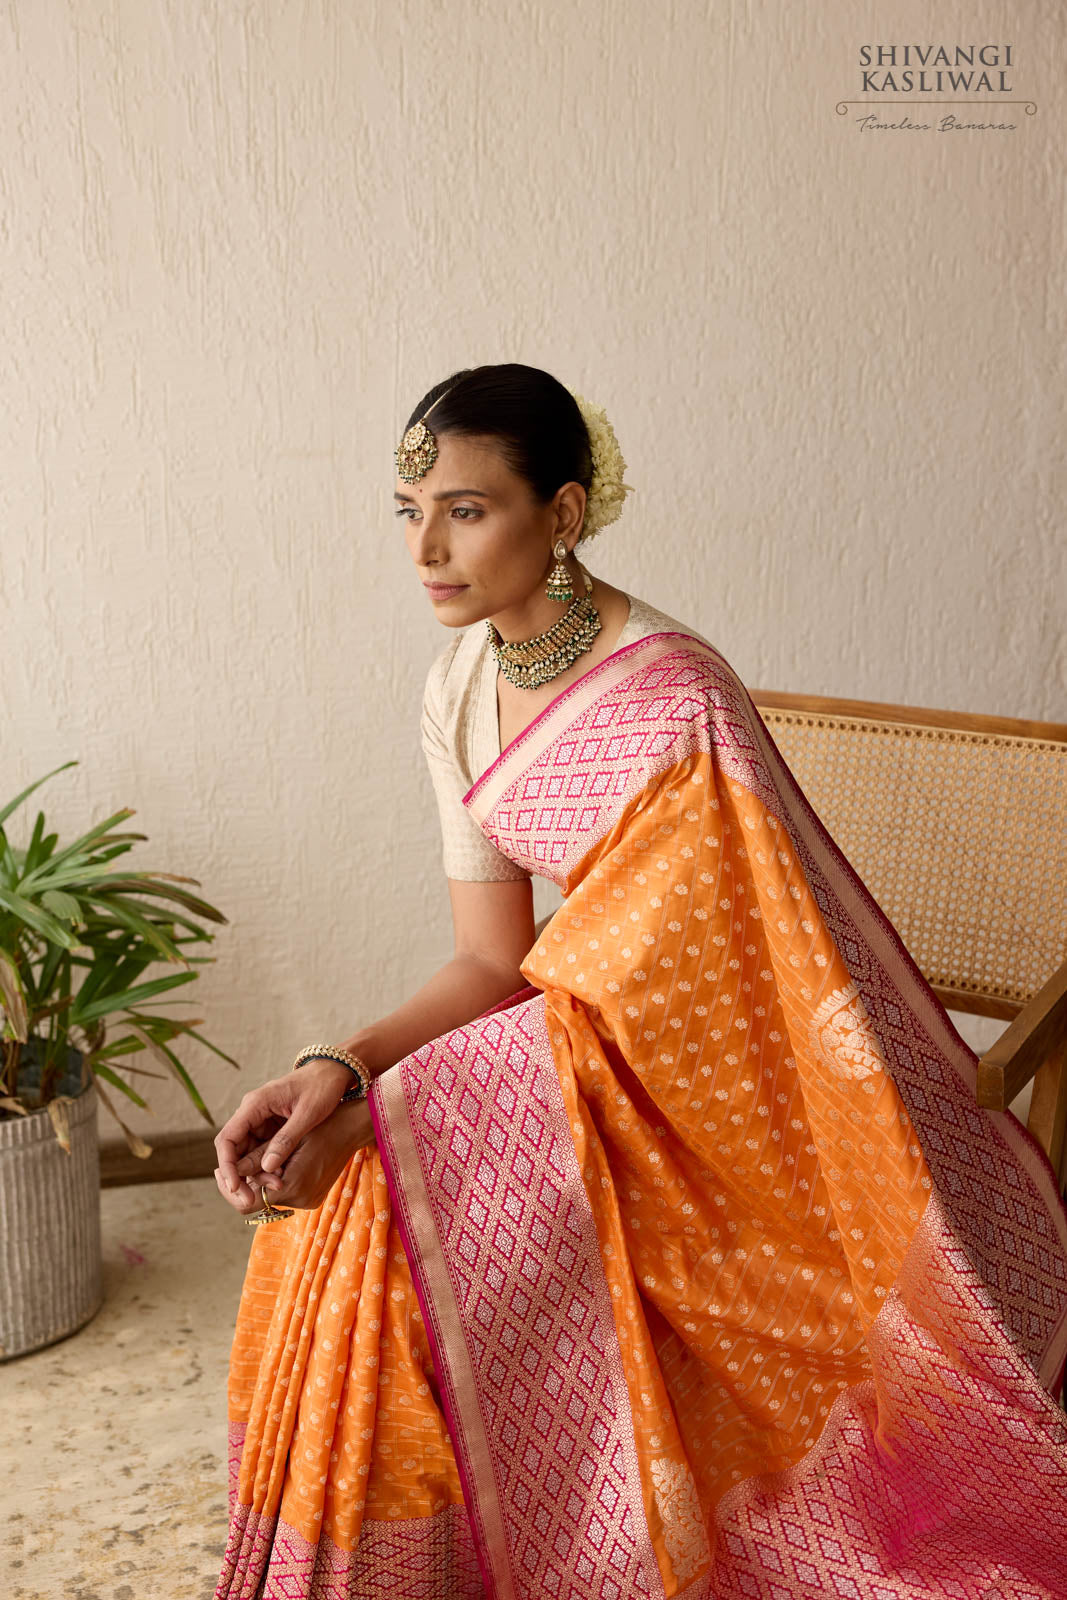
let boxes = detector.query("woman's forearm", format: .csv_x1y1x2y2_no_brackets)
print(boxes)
334,953,529,1079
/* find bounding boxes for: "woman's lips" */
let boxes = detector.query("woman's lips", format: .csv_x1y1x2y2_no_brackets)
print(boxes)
423,582,469,600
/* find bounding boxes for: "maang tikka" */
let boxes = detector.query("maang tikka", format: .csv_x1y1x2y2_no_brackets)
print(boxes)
395,390,450,483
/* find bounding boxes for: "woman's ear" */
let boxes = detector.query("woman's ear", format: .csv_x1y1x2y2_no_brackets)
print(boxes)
553,480,587,547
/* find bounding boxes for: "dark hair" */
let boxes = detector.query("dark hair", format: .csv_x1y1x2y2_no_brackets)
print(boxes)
402,363,593,505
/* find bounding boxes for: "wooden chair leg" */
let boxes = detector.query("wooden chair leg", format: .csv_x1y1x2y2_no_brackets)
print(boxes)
1026,1039,1067,1188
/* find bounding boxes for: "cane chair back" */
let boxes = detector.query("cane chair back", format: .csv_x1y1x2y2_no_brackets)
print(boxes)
749,693,1067,1020
749,690,1067,1179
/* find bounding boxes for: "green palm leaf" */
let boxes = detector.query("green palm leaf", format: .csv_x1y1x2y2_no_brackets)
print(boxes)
147,1019,242,1070
123,1021,212,1122
77,893,185,964
22,811,51,874
85,895,215,941
86,876,228,924
85,1032,152,1061
0,760,79,831
17,810,140,893
0,885,78,947
0,831,17,882
72,969,198,1026
24,843,154,892
91,1060,150,1108
40,889,83,923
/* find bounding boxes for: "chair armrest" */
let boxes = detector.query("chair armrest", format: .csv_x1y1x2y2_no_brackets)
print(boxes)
975,956,1067,1110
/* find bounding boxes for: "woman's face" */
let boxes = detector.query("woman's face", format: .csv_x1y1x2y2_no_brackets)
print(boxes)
394,432,585,627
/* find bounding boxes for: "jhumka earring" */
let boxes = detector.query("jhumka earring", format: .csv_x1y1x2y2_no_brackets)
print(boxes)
545,539,573,603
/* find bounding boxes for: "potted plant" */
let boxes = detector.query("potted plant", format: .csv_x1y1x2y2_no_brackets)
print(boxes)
0,759,237,1360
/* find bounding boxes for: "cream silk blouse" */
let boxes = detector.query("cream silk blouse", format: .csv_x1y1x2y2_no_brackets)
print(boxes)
420,591,713,882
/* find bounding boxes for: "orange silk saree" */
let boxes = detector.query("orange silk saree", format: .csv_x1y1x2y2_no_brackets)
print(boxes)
216,632,1067,1599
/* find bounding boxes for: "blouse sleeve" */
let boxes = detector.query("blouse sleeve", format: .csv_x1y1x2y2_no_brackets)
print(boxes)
420,656,531,884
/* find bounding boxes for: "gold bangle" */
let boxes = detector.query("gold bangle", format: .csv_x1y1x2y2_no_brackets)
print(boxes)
290,1044,371,1102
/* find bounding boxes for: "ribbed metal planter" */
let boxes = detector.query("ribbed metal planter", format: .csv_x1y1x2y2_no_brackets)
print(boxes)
0,1044,103,1361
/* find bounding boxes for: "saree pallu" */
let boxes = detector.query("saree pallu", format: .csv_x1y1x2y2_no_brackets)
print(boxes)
216,632,1067,1600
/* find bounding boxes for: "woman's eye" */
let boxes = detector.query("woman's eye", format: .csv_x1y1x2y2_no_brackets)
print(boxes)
393,506,480,520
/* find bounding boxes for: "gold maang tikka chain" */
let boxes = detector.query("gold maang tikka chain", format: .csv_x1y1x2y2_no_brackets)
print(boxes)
487,546,602,691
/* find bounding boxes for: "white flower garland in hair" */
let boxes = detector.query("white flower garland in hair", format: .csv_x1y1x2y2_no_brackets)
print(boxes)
567,390,634,543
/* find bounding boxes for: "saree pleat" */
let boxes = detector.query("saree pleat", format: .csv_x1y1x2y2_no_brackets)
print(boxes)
217,632,1067,1599
218,1149,479,1597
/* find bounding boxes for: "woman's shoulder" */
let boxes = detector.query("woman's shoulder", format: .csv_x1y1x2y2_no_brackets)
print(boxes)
618,590,716,652
424,622,487,700
614,592,745,708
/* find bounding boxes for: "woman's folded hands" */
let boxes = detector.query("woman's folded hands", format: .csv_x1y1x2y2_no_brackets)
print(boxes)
213,1058,376,1215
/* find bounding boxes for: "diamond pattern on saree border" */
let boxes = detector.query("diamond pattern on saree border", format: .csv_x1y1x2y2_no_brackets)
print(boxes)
215,1497,484,1599
478,652,766,888
400,999,661,1600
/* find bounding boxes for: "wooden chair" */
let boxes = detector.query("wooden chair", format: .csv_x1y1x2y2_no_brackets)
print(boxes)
749,690,1067,1186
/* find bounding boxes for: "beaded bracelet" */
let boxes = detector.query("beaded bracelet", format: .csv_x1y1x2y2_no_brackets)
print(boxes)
290,1044,371,1104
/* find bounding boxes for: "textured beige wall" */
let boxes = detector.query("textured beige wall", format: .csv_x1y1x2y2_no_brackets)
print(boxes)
2,2,1061,1145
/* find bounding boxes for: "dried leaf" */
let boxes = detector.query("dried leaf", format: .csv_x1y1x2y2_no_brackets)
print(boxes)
47,1096,72,1155
0,1095,30,1116
92,1076,153,1160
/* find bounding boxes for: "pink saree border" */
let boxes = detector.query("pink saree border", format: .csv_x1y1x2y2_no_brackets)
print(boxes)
368,1063,506,1600
464,631,707,820
217,1440,484,1600
369,993,667,1600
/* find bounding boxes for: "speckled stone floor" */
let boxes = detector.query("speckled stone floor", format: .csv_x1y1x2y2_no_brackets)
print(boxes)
2,1176,251,1600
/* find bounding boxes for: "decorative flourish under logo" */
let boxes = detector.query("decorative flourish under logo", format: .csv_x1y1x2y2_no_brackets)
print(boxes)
809,979,888,1080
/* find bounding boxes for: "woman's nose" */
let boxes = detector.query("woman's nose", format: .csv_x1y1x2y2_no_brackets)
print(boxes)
408,513,444,565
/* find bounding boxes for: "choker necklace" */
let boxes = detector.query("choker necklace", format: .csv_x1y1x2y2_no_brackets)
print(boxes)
487,569,602,691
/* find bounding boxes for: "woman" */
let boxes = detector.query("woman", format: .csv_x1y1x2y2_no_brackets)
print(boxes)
212,365,1067,1600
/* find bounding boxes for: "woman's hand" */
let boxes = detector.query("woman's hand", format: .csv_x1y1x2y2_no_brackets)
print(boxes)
213,1058,356,1203
214,1096,376,1215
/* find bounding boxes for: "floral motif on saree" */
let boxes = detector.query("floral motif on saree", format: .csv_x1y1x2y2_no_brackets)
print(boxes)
808,981,888,1081
217,632,1067,1600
